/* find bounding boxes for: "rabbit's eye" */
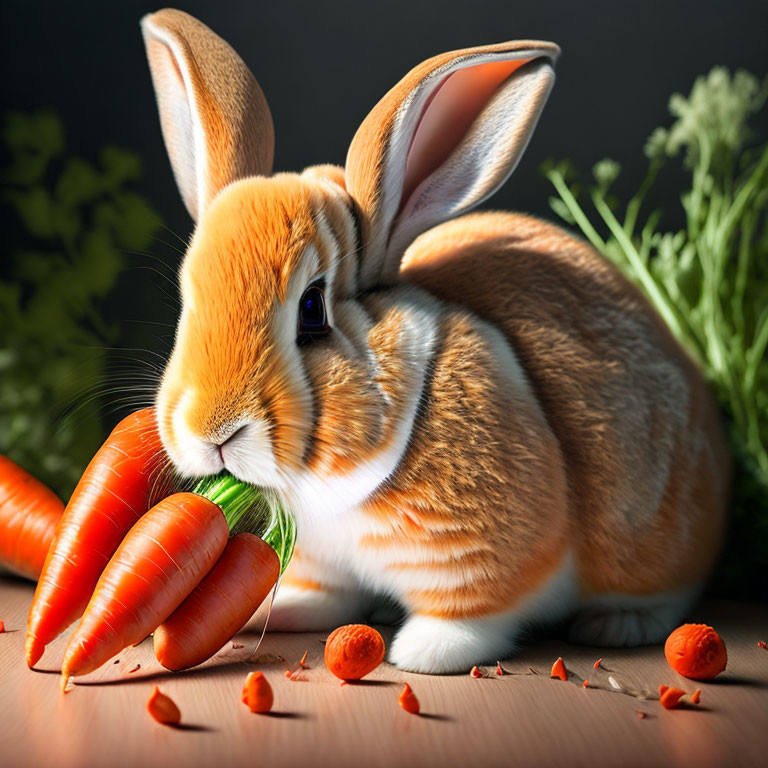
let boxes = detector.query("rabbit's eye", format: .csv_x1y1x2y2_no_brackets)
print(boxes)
297,280,330,344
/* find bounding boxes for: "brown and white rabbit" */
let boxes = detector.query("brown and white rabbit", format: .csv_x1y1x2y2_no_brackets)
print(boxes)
142,9,729,673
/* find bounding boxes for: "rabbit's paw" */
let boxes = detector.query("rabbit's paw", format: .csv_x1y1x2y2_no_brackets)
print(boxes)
568,588,697,647
388,612,518,674
269,585,367,632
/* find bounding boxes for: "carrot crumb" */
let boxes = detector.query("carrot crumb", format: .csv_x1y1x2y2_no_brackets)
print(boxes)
470,666,483,678
690,689,702,704
582,679,589,688
550,657,567,681
399,683,420,715
147,686,181,725
593,658,602,669
232,643,244,649
340,680,347,687
324,625,385,681
658,685,686,709
495,662,504,676
128,664,141,674
0,621,5,633
299,650,309,669
242,671,274,713
758,641,768,650
284,670,293,678
636,711,647,719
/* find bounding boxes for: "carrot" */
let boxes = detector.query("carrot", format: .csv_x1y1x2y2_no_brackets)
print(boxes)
242,671,273,713
153,532,279,671
324,624,385,681
60,492,228,686
0,456,64,580
550,657,567,681
399,683,420,715
147,686,181,725
664,624,727,679
26,408,166,668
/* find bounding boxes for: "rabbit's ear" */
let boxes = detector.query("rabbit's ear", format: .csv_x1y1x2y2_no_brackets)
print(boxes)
346,42,559,288
141,9,274,221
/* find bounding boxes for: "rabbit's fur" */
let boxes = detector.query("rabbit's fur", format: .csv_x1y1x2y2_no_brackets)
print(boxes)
142,9,729,672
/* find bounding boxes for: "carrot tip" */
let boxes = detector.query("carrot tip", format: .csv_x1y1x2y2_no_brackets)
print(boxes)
60,672,74,694
25,636,44,668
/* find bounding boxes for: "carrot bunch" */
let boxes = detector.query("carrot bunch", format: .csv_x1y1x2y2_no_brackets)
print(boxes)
10,408,295,685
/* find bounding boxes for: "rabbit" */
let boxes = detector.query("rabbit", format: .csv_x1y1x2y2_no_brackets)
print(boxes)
142,9,730,673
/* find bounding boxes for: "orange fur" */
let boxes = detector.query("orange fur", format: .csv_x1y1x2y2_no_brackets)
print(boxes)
400,213,730,596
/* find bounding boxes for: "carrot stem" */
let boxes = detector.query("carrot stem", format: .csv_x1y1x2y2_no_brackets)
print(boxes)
192,474,295,572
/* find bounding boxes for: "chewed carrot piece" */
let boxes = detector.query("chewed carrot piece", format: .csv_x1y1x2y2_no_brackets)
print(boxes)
758,641,767,650
495,661,504,676
0,621,5,633
658,685,686,709
582,679,589,688
664,624,727,679
470,665,483,678
399,683,420,715
593,658,603,669
690,689,701,704
550,657,567,681
299,650,309,669
324,625,385,681
242,671,273,713
147,686,181,725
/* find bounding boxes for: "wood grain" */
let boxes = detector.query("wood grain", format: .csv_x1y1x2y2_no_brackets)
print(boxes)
1,576,766,768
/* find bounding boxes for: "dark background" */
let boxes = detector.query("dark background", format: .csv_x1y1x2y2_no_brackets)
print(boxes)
2,0,767,367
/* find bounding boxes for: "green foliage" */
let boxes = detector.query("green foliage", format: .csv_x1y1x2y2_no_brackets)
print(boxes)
542,68,768,596
0,110,162,499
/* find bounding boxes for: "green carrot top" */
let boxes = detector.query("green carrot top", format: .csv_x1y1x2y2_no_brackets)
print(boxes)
193,473,295,573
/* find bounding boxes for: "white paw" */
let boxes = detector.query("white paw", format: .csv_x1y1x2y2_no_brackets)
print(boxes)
388,613,519,674
268,585,367,632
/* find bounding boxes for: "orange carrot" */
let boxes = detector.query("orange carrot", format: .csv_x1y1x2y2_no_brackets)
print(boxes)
60,493,228,685
242,671,273,713
153,532,279,671
550,657,567,681
399,683,420,714
147,686,181,725
664,624,727,680
26,409,166,667
0,456,64,580
324,624,385,681
470,665,483,678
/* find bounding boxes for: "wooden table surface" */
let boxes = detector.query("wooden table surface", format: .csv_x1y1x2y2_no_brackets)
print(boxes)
1,576,767,768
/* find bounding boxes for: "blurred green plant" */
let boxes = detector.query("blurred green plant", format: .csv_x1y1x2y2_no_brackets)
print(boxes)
543,68,768,596
0,110,162,499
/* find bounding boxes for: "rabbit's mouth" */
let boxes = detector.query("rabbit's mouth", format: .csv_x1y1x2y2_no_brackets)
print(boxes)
216,419,283,489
